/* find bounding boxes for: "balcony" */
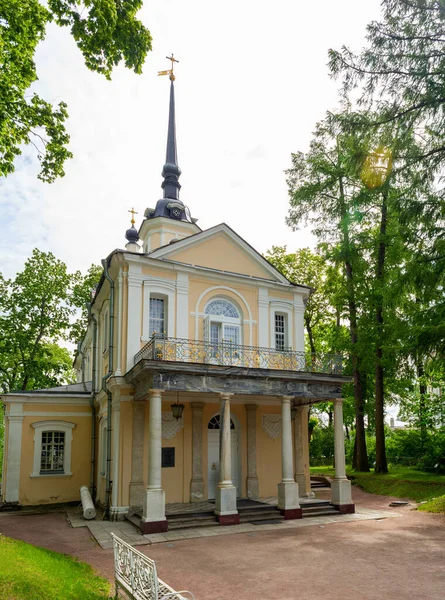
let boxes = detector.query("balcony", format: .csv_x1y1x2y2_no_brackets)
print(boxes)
134,335,343,375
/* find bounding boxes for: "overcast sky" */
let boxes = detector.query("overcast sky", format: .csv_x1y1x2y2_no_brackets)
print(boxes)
0,0,382,279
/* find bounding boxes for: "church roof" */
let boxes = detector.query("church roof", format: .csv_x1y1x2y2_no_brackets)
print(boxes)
4,381,92,395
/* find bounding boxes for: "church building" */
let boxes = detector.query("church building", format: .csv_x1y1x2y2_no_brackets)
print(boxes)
1,64,353,533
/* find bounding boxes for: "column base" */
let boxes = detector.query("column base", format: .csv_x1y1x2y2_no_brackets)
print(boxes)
129,481,145,508
333,503,355,514
190,479,205,502
331,478,353,506
215,485,238,517
140,519,168,534
217,513,241,525
246,476,259,499
280,507,303,520
142,488,166,523
109,506,129,521
277,481,300,511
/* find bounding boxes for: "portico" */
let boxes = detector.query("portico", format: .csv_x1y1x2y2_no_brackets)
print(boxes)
126,342,352,534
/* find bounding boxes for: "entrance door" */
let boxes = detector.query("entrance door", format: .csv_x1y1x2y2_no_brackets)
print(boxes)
207,415,239,500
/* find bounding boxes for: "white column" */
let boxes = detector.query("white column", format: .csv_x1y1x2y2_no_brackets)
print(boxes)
331,398,354,510
245,404,259,499
141,389,167,532
190,402,205,502
294,405,313,497
129,400,146,507
215,393,239,524
277,396,301,518
5,403,23,503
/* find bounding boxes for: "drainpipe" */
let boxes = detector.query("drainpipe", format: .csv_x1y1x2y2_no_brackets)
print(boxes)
101,258,115,520
90,312,98,502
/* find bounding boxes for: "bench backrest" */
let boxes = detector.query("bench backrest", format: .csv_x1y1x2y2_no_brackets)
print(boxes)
111,532,160,600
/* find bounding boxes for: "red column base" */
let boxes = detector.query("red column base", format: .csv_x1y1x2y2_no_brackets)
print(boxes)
217,513,240,525
139,519,168,534
280,508,303,520
333,503,355,514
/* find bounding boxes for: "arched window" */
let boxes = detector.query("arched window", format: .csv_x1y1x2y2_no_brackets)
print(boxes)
205,299,240,319
208,415,235,429
204,298,242,353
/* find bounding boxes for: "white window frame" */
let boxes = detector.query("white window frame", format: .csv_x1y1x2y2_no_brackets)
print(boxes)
269,302,294,352
204,299,242,345
30,421,76,478
142,282,175,341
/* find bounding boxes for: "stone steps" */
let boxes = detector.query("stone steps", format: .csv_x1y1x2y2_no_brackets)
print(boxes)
125,500,340,532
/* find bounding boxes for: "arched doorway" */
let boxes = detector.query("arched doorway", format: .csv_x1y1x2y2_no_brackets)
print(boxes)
207,414,240,500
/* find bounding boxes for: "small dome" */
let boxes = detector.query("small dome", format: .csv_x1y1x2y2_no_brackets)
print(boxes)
125,225,139,244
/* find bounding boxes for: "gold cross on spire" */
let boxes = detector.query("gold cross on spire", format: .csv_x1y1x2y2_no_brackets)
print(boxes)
158,53,179,81
128,207,138,226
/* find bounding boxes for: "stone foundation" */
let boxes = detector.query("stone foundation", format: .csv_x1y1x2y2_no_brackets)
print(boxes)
140,519,168,534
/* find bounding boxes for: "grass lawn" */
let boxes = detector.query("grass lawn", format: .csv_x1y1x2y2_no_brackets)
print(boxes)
310,465,445,503
0,535,112,600
418,495,445,514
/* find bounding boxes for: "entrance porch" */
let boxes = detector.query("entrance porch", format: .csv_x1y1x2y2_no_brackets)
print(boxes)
124,337,354,533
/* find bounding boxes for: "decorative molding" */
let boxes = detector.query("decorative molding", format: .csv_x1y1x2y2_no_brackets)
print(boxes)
262,414,282,439
162,411,184,440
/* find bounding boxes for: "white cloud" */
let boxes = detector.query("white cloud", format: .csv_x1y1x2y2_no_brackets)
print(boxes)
1,0,382,278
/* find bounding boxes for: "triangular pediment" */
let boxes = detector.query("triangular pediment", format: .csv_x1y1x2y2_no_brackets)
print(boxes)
148,223,291,284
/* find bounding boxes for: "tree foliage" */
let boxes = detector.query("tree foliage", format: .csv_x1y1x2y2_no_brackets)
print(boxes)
0,249,101,392
0,0,152,182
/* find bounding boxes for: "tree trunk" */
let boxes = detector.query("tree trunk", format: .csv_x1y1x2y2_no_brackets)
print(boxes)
375,191,388,474
416,356,428,449
339,174,369,472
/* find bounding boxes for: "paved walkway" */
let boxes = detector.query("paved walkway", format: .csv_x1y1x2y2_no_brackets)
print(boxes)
1,488,445,599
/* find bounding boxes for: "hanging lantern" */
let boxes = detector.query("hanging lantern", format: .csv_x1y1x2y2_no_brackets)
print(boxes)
171,393,184,420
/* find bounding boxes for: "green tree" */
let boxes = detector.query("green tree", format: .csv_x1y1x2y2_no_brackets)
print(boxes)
286,116,371,472
0,0,152,182
0,249,96,392
70,263,102,344
329,0,445,172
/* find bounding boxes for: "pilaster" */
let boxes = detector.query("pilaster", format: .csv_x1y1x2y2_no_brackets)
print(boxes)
245,404,259,499
190,402,205,502
129,400,146,507
5,403,23,503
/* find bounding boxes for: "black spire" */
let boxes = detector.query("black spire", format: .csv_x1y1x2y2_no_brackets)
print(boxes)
161,79,181,200
144,58,196,224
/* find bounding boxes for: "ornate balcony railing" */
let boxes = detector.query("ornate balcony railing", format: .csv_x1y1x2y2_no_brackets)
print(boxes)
134,335,343,375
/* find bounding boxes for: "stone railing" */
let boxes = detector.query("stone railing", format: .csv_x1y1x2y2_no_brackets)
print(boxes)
134,335,343,375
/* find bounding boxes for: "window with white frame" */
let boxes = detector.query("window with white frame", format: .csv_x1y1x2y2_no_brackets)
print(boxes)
275,313,287,351
31,421,75,477
149,296,166,337
205,298,241,357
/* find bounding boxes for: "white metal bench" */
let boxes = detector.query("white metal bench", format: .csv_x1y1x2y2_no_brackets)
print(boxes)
111,533,195,600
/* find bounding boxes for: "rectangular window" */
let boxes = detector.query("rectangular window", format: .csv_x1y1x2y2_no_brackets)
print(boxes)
162,447,175,468
40,431,65,473
149,297,165,336
275,313,286,351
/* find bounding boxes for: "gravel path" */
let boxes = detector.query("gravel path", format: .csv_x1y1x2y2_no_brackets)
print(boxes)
1,487,444,600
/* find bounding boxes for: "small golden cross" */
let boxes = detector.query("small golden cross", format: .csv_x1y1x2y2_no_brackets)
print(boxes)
158,53,179,81
128,207,138,226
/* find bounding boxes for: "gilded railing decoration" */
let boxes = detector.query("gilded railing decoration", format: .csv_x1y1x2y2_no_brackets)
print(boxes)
135,335,343,375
